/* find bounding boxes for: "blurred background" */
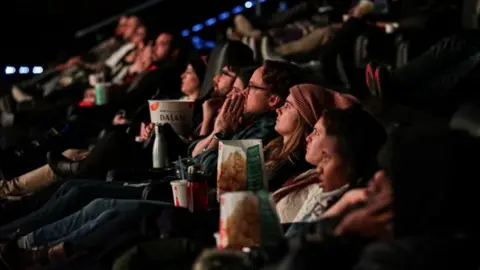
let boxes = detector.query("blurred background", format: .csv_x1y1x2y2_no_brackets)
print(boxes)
0,0,293,87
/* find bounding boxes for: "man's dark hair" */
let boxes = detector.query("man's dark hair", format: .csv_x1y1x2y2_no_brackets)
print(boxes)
322,106,386,187
160,31,183,49
136,17,146,28
262,60,302,104
237,66,259,87
224,41,255,74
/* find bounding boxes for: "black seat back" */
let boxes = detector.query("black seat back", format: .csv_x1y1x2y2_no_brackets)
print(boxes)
199,41,229,99
450,101,480,137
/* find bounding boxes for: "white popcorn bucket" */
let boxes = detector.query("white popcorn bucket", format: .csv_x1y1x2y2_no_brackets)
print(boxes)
148,100,195,135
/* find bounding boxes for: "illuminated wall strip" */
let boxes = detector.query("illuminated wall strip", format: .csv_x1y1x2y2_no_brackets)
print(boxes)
4,66,43,75
182,0,268,37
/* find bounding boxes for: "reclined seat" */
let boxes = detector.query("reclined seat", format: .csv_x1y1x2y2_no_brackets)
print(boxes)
450,101,480,138
198,41,230,99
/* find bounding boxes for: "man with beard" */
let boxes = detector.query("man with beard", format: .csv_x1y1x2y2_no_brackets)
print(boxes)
192,41,255,131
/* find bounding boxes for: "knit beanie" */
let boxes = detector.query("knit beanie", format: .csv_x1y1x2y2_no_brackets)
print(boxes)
289,84,358,128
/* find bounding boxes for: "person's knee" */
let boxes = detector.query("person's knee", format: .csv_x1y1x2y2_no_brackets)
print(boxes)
86,198,116,211
55,180,94,196
62,149,89,161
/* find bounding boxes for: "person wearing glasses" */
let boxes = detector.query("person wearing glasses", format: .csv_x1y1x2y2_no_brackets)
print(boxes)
190,60,303,178
229,66,258,97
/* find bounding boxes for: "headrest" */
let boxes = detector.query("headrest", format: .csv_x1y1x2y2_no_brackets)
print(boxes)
449,101,480,137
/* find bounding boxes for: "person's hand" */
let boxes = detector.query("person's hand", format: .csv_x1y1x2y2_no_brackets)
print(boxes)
334,171,394,239
138,122,154,141
113,114,129,125
333,203,393,239
213,94,244,134
202,97,225,121
322,189,367,218
82,88,96,103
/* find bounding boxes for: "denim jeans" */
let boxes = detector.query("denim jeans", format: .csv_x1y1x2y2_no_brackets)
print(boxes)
0,180,145,237
18,199,172,249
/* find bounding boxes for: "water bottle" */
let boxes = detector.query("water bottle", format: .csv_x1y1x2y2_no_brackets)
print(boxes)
187,164,208,212
152,124,168,168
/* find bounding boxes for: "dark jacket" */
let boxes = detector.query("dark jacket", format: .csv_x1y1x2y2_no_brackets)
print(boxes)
355,233,478,270
266,149,312,192
377,125,480,237
188,111,279,182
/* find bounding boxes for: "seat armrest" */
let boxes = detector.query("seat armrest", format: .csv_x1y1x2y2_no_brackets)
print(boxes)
106,167,176,182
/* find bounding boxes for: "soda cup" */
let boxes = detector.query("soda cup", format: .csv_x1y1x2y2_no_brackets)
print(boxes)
170,180,188,208
94,82,111,105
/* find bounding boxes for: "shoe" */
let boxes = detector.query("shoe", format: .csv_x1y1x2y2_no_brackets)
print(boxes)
46,151,80,178
374,64,392,99
351,0,374,19
366,62,379,97
276,27,335,56
234,14,255,37
261,36,285,62
0,242,47,270
11,86,33,103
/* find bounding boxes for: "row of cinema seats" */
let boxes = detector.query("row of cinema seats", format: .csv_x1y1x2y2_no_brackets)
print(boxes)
233,0,470,84
105,0,480,196
1,1,480,269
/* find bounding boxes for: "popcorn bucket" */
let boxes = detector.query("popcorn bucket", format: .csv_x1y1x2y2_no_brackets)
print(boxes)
148,100,195,135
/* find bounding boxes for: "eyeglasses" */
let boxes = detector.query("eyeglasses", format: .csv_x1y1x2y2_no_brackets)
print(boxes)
246,83,269,92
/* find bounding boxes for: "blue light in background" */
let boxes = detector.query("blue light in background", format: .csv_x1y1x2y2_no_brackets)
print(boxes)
232,6,243,14
181,1,266,43
279,1,288,11
181,29,190,37
205,17,217,26
219,12,230,20
204,41,216,49
191,36,201,44
192,24,203,32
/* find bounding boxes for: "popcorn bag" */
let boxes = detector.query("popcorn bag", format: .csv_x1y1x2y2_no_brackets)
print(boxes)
217,140,267,201
219,191,283,250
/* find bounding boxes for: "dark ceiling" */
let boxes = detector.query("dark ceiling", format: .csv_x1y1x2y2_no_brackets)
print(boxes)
1,0,250,65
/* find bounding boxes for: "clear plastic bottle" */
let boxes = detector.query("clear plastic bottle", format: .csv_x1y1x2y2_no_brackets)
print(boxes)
152,124,168,168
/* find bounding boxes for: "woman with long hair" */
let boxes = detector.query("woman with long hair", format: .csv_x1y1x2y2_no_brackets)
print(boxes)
0,84,357,269
265,83,357,191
